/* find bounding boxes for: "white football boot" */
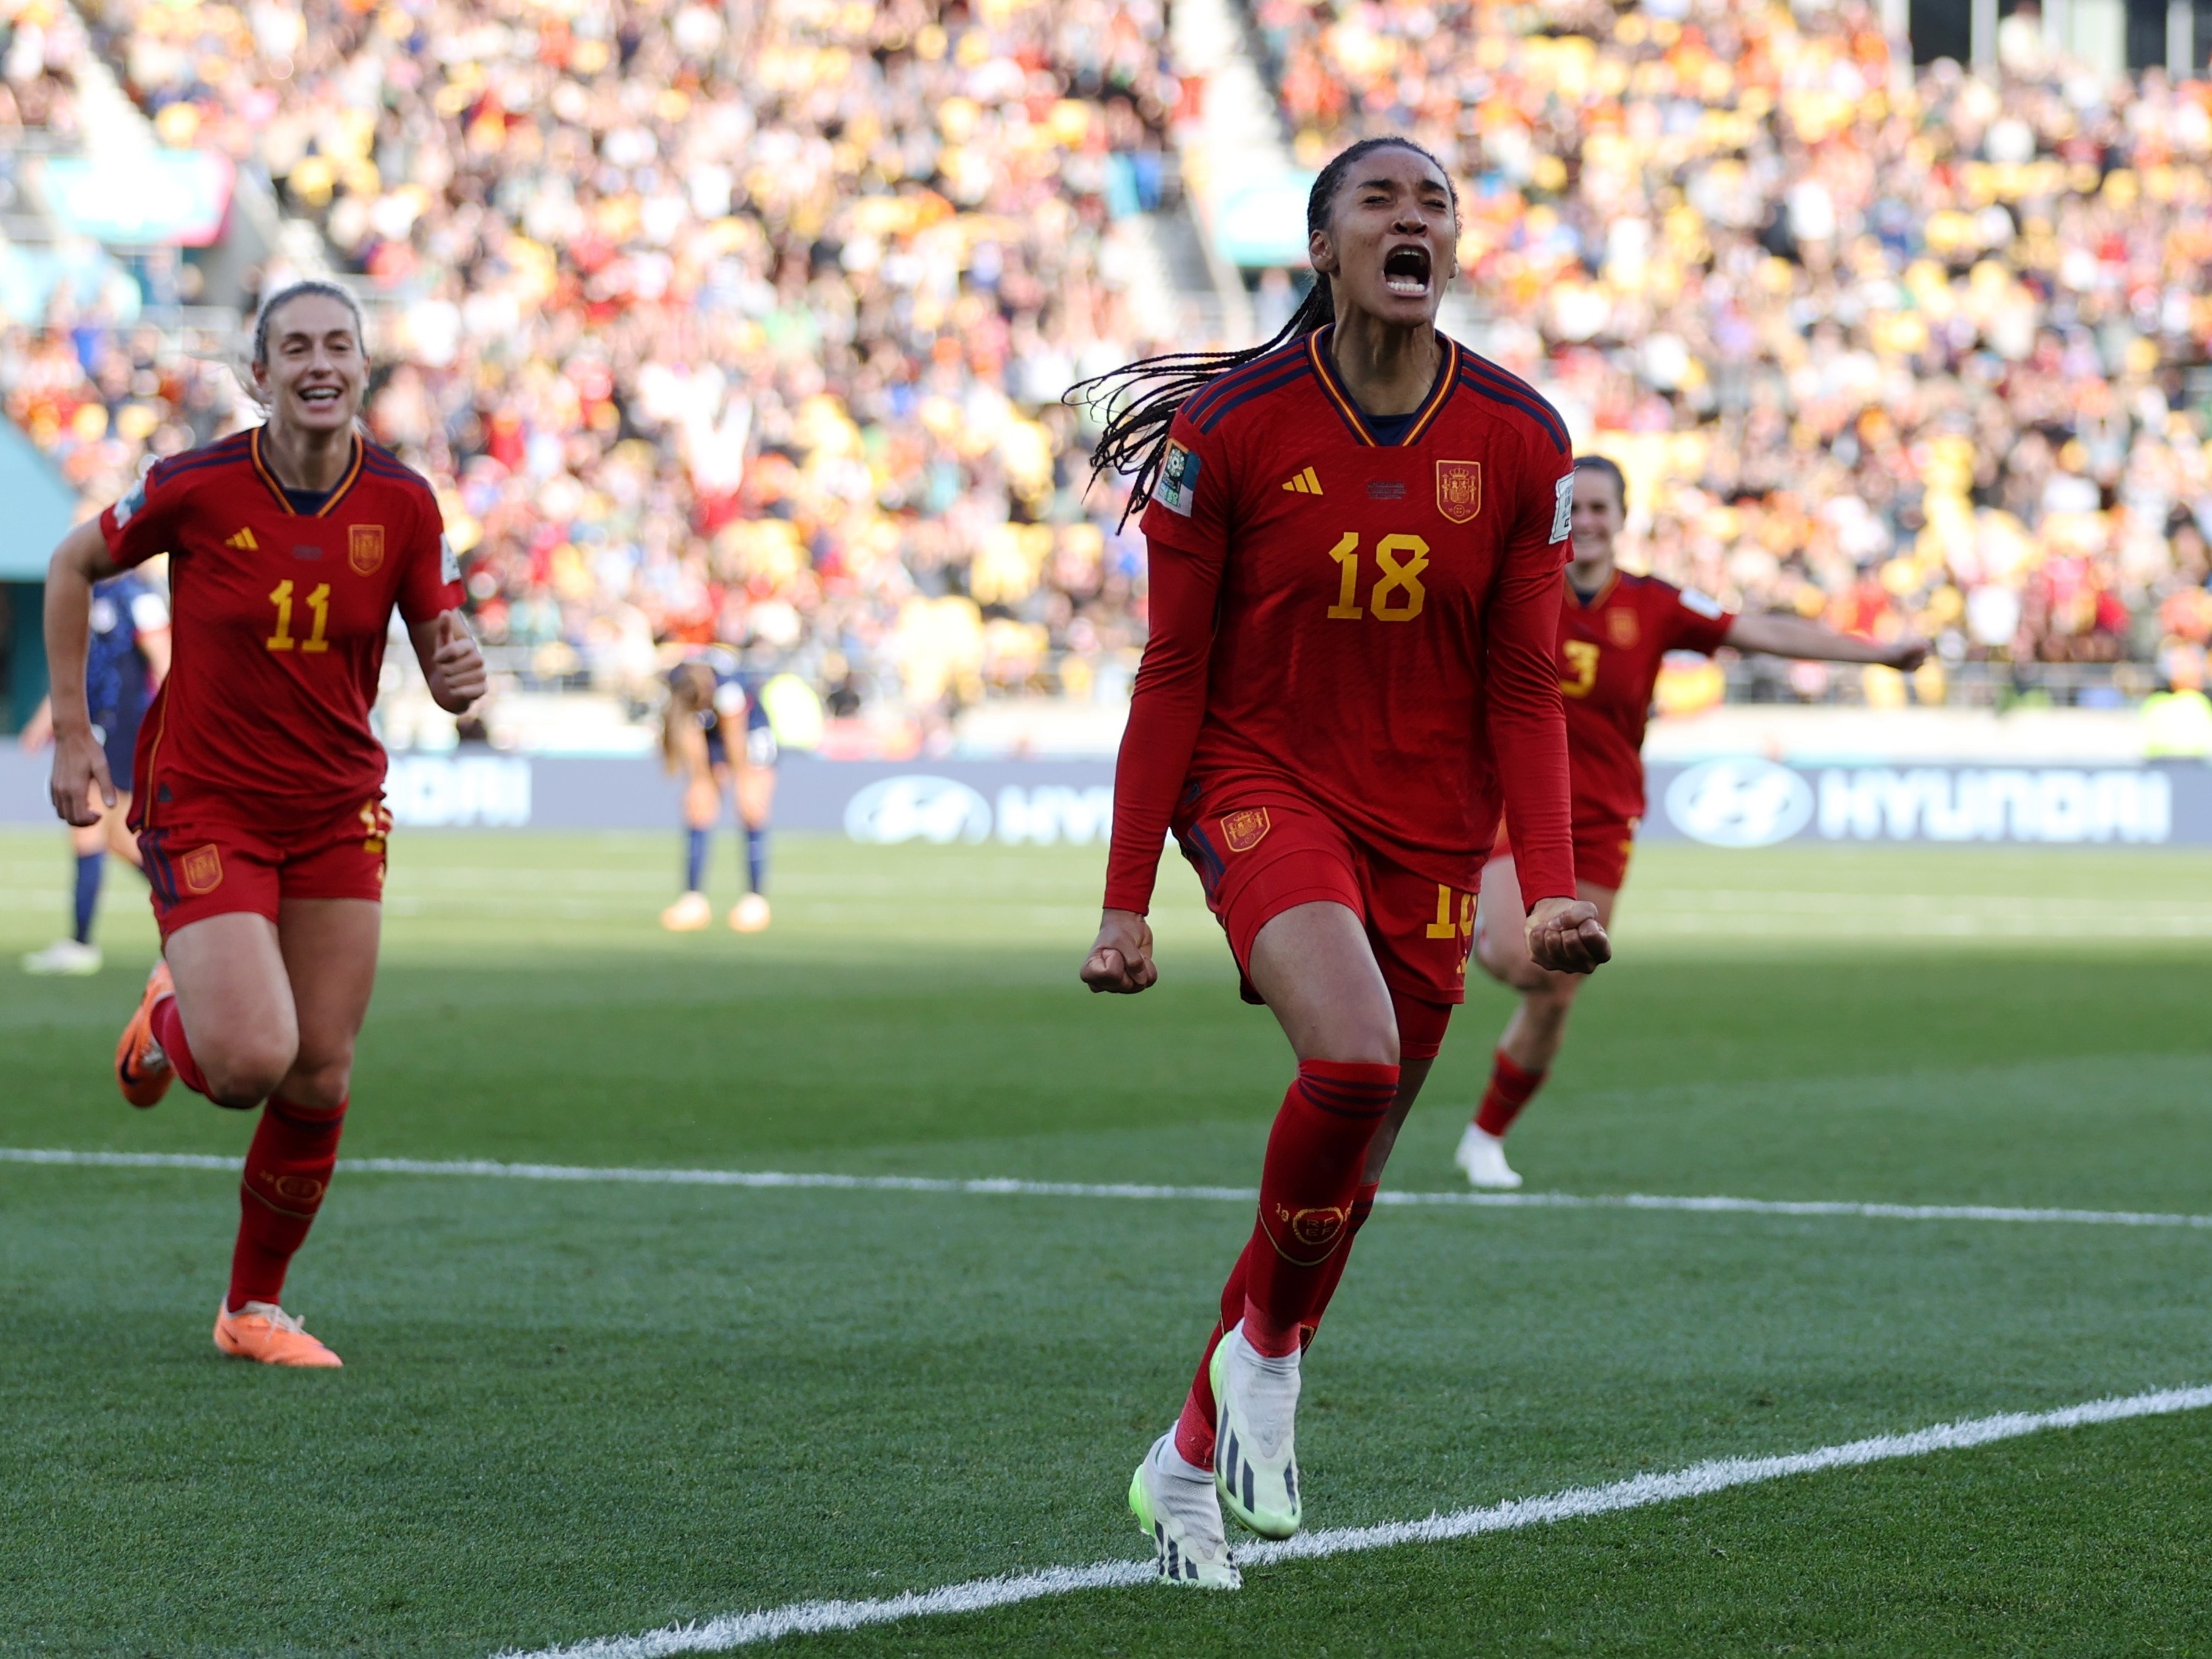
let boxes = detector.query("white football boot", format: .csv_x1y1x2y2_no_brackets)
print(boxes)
728,892,771,933
1210,1322,1303,1538
1128,1432,1241,1588
660,891,711,931
1454,1123,1523,1190
22,939,101,976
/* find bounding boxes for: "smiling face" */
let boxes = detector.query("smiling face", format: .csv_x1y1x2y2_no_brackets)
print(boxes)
1309,144,1459,330
1570,464,1625,576
253,292,366,436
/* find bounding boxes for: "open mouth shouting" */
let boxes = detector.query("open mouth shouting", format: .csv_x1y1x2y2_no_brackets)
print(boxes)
1383,243,1432,299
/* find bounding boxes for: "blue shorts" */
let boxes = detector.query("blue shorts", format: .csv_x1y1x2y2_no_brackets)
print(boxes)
91,706,143,795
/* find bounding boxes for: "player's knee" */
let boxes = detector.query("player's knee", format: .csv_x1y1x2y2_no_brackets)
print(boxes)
281,1049,355,1111
201,1038,296,1110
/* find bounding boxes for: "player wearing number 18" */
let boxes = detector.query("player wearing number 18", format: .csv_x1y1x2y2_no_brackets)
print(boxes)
41,281,486,1367
1071,138,1608,1587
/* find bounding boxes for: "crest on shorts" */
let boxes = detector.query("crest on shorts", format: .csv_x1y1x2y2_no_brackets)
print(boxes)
1435,460,1482,524
181,844,223,895
1220,807,1271,853
1607,607,1641,648
349,523,385,576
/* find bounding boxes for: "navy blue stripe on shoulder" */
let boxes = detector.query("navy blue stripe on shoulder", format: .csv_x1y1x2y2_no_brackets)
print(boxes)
1192,361,1311,435
153,438,254,483
1181,340,1312,427
362,455,427,484
1455,362,1569,453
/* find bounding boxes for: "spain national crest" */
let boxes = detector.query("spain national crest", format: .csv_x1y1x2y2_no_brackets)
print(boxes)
180,844,224,895
349,523,386,576
1220,807,1271,853
1607,607,1641,648
1435,460,1482,524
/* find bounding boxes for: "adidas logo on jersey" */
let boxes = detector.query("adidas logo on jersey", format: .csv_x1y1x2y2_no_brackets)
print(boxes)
225,528,259,551
1280,467,1323,495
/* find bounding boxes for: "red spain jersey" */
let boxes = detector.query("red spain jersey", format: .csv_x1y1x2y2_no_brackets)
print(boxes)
1558,571,1733,826
1103,327,1579,911
101,428,461,830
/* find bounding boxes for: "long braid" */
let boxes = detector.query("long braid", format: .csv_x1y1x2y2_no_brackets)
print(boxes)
1066,135,1457,523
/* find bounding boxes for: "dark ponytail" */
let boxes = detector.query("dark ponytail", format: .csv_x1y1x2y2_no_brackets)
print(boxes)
1065,135,1457,524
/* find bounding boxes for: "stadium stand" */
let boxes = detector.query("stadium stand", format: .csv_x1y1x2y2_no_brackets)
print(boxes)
4,0,2212,740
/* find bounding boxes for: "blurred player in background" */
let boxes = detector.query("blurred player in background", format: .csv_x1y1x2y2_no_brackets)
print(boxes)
1076,138,1606,1587
658,654,775,934
42,280,484,1367
18,571,171,974
1456,455,1929,1189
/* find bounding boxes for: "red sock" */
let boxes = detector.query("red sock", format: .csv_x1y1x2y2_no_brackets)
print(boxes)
149,993,211,1099
1473,1048,1546,1139
1242,1059,1398,1357
1300,1180,1380,1343
228,1096,347,1312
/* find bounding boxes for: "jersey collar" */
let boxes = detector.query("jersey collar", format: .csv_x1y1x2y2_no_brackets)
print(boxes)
1306,326,1459,447
248,427,366,518
1565,569,1621,609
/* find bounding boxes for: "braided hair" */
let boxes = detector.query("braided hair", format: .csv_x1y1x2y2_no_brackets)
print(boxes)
1066,135,1459,523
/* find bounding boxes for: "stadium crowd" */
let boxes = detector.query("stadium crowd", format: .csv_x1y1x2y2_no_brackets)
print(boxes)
4,0,1178,745
1252,0,2212,694
6,0,2212,731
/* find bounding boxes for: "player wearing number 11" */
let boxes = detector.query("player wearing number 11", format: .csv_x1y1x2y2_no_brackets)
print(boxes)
1069,138,1607,1587
41,281,486,1367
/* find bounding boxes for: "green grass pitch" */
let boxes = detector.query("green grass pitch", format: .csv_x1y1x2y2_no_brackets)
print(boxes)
2,825,2210,1655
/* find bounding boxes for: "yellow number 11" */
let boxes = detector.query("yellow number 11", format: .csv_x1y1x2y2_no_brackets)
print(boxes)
267,580,331,654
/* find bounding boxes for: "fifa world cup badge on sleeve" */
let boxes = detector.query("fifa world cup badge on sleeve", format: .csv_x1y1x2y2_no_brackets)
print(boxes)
1156,441,1200,517
1550,473,1575,543
1436,460,1482,523
113,477,146,529
441,535,461,583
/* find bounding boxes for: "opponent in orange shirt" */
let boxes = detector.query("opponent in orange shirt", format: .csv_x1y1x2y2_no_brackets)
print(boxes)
1454,455,1927,1189
1076,138,1607,1586
42,282,486,1364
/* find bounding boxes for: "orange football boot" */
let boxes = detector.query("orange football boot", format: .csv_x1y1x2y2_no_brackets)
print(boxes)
214,1302,344,1368
115,960,176,1108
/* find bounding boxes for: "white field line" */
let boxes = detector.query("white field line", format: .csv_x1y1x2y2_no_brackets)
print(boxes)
4,1147,2211,1232
498,1383,2212,1658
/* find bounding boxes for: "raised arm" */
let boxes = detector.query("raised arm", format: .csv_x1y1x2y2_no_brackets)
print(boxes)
1081,535,1224,994
43,520,124,826
1726,611,1927,671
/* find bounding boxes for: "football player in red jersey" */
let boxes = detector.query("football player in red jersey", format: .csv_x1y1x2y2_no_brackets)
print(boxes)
1071,138,1607,1586
41,282,486,1366
1453,455,1928,1189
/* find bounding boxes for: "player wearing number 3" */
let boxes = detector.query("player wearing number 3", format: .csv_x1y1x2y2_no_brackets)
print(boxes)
41,282,485,1366
1071,138,1607,1587
1454,455,1930,1189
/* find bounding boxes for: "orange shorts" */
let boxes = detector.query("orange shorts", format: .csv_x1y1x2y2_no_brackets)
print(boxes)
138,798,393,938
1173,787,1475,1022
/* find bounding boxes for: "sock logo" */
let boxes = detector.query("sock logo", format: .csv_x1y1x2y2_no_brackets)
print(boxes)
256,1170,327,1208
1277,1202,1349,1252
180,844,223,895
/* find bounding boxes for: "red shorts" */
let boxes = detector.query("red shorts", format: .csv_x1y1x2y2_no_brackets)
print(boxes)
1174,786,1473,1034
138,798,393,938
1488,812,1637,893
